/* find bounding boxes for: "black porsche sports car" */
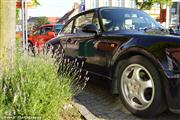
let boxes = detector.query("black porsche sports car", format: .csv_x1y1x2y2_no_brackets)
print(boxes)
47,7,180,118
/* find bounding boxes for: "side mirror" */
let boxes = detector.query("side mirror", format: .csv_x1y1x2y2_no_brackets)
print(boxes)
82,24,99,35
48,31,55,37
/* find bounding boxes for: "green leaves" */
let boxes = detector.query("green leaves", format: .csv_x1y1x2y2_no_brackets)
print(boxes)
0,54,72,120
33,17,50,30
135,0,154,10
0,42,89,119
32,0,40,7
135,0,172,10
153,0,172,6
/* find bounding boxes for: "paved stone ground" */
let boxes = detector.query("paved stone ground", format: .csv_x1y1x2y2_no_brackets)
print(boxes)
75,82,180,120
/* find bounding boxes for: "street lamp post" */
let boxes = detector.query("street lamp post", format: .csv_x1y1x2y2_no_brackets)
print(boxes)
25,0,28,51
21,0,25,51
21,0,28,52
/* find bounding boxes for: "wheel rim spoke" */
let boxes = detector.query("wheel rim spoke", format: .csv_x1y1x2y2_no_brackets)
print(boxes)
128,92,135,101
124,76,131,86
140,79,153,92
132,67,141,81
136,93,149,106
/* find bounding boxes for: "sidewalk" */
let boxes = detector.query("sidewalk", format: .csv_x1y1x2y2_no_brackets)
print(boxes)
73,83,180,120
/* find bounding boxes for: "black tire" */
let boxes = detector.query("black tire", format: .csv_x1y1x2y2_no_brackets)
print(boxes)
28,41,35,55
114,55,167,118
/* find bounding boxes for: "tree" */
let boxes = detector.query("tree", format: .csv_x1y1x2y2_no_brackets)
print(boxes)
154,0,172,7
16,0,40,23
135,0,154,10
0,0,16,67
135,0,172,24
0,0,40,73
33,17,50,30
135,0,172,10
31,0,40,6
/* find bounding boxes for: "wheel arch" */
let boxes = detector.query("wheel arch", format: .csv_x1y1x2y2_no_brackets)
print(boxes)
28,40,33,45
111,47,166,94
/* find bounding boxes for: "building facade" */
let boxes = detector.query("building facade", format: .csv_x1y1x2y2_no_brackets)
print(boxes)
170,0,180,26
69,0,178,28
79,0,160,20
83,0,135,10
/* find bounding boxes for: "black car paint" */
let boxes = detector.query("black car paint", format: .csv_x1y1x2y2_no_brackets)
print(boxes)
109,33,180,111
47,7,180,113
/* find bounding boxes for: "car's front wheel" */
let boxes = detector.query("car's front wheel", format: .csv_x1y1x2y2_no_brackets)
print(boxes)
115,55,167,118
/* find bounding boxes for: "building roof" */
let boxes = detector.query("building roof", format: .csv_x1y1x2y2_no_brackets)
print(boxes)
47,17,60,23
58,8,75,23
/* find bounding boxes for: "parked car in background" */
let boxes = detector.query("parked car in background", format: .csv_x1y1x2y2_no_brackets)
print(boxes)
169,26,180,36
48,7,180,118
28,24,63,49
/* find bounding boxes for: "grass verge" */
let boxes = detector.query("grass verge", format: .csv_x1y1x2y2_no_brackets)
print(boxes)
0,52,86,120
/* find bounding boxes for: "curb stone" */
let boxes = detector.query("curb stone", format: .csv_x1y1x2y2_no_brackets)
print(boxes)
73,99,104,120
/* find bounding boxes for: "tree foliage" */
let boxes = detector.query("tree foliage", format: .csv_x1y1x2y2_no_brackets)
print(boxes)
135,0,172,10
16,9,20,23
154,0,172,6
16,0,40,6
31,0,40,7
16,0,40,23
33,17,50,30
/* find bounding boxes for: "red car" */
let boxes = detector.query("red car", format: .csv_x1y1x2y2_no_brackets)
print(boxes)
28,24,63,49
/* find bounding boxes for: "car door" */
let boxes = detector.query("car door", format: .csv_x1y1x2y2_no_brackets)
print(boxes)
59,19,74,54
64,11,111,76
66,12,95,58
29,29,41,45
37,26,55,42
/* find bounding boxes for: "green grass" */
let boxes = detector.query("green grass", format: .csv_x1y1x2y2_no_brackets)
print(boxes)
0,52,80,120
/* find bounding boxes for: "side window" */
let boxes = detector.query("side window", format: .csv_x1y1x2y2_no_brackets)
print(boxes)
41,26,53,35
62,20,73,34
33,29,41,35
40,28,46,35
74,13,94,33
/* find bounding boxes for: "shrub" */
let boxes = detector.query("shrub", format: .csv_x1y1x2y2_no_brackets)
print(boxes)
0,51,89,120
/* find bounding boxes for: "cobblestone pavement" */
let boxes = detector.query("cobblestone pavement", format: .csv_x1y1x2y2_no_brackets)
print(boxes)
75,82,180,120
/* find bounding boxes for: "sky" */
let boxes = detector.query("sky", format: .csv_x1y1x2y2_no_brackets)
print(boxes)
28,0,76,17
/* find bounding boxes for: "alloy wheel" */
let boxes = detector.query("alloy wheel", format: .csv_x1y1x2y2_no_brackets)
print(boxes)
121,64,155,110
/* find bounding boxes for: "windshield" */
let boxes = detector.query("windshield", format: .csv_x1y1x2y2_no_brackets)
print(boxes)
100,8,163,32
